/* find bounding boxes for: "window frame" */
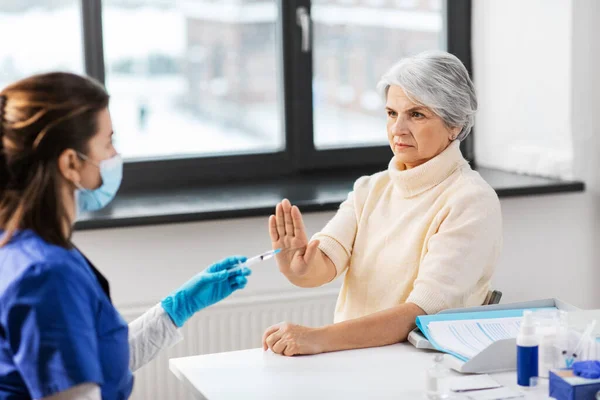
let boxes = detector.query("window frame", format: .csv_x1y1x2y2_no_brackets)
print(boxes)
81,0,473,194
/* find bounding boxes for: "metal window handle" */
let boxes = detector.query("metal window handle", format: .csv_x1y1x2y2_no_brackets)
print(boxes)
296,6,311,53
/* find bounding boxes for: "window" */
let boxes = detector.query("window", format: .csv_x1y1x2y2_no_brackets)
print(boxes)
101,0,283,159
0,1,84,88
18,0,471,193
311,2,445,149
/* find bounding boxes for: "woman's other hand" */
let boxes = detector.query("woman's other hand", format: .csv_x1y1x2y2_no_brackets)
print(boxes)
262,322,326,356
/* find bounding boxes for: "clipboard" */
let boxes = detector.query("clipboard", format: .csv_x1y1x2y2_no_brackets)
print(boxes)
408,298,579,373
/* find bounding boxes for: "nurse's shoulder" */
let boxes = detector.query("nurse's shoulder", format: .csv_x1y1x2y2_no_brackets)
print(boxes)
0,230,100,303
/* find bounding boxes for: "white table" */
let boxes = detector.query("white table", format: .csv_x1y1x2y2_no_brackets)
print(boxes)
170,343,551,399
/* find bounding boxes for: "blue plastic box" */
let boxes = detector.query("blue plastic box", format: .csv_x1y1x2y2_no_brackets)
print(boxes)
550,370,600,400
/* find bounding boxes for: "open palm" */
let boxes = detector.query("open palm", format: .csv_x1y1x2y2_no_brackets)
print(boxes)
268,199,320,277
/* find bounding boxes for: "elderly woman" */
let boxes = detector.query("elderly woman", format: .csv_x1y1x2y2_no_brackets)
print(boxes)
262,51,502,356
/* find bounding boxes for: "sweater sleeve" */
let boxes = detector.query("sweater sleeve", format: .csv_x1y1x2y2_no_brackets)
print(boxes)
406,187,502,315
311,176,370,278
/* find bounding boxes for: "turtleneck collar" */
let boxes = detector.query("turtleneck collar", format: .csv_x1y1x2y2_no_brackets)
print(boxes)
387,140,468,198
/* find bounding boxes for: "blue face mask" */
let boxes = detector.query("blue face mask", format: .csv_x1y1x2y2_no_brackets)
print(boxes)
75,153,123,212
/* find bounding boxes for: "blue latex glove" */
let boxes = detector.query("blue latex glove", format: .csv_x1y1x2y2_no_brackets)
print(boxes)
161,256,250,327
573,360,600,379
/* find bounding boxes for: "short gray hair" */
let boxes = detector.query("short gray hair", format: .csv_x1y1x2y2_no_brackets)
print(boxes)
376,50,477,141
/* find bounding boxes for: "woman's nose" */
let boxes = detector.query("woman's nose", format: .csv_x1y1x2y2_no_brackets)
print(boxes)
391,116,409,135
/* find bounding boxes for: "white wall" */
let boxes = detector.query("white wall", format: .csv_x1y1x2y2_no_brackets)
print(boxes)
571,0,600,308
473,0,574,179
496,193,598,307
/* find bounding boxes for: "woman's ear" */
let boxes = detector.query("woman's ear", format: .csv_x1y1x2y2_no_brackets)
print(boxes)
448,126,461,141
57,149,82,185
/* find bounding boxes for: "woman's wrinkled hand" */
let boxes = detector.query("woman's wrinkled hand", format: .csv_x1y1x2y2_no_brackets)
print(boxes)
262,322,326,356
268,199,320,278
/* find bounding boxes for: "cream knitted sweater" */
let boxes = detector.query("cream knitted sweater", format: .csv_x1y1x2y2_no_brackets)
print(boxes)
313,141,502,322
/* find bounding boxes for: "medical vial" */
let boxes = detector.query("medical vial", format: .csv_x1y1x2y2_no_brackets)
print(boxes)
425,354,450,399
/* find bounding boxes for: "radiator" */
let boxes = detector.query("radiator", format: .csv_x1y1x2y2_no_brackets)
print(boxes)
120,289,339,400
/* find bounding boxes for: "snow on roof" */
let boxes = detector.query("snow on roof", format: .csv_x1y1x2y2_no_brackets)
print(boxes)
0,2,440,82
0,7,84,75
102,7,185,61
181,1,442,32
181,1,276,24
0,5,185,77
312,5,442,31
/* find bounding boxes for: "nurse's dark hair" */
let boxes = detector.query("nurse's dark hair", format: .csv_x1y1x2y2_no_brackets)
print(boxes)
0,72,109,248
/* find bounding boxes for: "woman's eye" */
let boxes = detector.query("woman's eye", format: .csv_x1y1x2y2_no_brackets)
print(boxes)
387,110,397,117
411,111,425,118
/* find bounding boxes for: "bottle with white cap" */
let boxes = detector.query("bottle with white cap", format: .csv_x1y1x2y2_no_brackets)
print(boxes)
517,310,539,387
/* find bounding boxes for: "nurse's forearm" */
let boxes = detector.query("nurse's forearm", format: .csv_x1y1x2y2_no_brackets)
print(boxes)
316,303,425,352
40,383,101,400
128,303,183,372
283,249,337,288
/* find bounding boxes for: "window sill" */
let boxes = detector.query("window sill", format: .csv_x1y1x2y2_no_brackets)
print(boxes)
74,167,585,231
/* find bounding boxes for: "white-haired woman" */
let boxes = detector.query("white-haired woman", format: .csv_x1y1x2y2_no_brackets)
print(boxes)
262,51,502,356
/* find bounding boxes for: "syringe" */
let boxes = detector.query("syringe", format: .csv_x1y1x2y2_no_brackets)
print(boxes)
229,248,282,274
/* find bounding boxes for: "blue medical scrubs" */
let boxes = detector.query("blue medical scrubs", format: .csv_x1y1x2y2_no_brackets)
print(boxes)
0,230,133,400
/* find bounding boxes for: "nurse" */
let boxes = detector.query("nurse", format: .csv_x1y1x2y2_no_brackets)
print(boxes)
0,73,251,400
